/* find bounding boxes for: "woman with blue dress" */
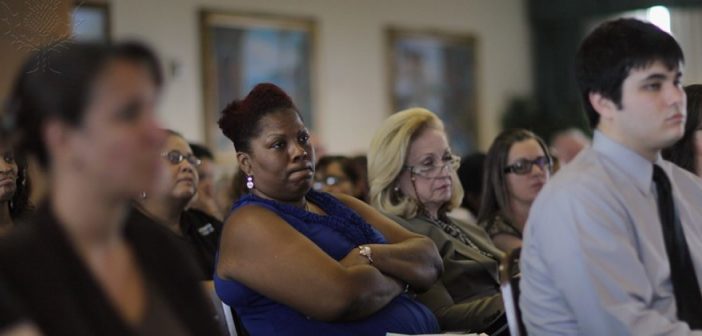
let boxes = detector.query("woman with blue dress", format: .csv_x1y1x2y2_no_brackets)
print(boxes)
214,83,443,336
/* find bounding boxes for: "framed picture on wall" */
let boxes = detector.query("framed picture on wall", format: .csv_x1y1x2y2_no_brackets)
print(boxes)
387,28,478,155
71,2,110,42
200,10,316,155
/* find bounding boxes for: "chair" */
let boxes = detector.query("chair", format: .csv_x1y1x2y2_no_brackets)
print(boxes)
203,281,247,336
500,247,526,336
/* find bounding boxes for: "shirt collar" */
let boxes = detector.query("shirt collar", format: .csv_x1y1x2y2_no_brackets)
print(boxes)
592,130,660,195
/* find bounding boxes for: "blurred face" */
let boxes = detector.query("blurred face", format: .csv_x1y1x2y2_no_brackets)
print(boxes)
505,139,550,207
314,161,355,196
240,109,315,202
398,128,458,213
196,158,216,199
0,146,18,202
67,59,165,199
601,61,686,159
159,134,199,204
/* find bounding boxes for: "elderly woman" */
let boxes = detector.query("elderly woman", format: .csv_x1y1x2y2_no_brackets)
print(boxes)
214,83,442,336
663,84,702,177
135,130,223,280
477,129,552,252
0,41,221,335
367,108,506,334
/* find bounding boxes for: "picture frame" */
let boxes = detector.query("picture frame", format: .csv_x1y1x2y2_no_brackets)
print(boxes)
71,1,110,43
387,28,478,155
200,10,316,156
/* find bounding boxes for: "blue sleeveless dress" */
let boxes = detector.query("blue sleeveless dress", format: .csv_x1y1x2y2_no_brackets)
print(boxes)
214,190,440,336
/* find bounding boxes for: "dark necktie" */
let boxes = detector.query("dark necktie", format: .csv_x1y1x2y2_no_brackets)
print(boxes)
652,164,702,328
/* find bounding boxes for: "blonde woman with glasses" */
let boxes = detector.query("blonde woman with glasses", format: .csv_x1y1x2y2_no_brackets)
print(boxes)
368,108,507,335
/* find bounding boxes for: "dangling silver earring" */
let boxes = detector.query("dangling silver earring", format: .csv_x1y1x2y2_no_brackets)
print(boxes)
140,191,147,200
246,175,255,190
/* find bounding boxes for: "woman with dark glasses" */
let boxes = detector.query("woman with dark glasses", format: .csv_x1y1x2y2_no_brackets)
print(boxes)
478,128,552,252
368,108,508,334
135,130,223,280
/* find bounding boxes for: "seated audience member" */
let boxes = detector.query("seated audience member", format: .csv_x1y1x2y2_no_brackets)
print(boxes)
450,152,486,223
135,131,223,280
477,129,552,252
214,83,443,336
549,127,590,164
663,84,702,177
367,108,507,334
350,154,371,202
0,149,32,236
189,142,224,220
521,19,702,334
0,41,221,335
314,155,365,201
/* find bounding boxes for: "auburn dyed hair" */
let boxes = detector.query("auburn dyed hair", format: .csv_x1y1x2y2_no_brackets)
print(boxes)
218,83,299,153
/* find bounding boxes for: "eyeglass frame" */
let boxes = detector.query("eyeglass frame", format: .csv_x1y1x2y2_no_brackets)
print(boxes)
403,155,461,178
503,155,552,175
161,150,202,167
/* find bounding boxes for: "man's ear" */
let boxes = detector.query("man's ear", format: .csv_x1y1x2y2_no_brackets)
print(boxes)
237,152,252,176
589,92,618,121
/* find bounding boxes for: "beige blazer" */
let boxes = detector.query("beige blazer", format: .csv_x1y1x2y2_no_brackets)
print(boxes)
387,213,506,332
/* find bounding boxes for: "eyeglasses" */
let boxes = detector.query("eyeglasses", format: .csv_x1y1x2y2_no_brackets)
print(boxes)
404,155,460,178
162,150,201,167
503,156,551,175
313,175,348,191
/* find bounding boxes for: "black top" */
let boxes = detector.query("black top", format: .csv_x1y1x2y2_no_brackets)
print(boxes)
0,203,223,336
132,208,223,280
180,209,223,280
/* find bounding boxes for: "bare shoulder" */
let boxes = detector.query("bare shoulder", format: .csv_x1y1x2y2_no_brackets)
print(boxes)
221,204,295,243
329,192,369,211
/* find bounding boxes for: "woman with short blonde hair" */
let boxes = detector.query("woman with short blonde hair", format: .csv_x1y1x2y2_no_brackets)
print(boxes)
368,108,507,334
368,108,463,219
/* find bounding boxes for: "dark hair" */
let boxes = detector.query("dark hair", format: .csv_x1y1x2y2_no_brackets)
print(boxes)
218,83,299,153
576,18,684,128
457,152,486,213
6,40,163,168
350,155,370,202
663,84,702,174
477,129,551,225
190,143,214,161
316,155,360,185
9,153,32,221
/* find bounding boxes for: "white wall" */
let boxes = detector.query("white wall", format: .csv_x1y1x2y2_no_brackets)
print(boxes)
111,0,531,160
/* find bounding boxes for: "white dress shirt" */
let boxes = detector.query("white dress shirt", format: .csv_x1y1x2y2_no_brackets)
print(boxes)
520,131,702,335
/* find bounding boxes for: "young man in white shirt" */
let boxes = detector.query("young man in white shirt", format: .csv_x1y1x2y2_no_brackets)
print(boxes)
520,18,702,335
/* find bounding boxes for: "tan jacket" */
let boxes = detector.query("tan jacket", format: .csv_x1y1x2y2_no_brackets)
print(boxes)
386,213,505,333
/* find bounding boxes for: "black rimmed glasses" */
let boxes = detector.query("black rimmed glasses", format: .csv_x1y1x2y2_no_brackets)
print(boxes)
404,155,460,178
503,156,551,175
162,150,202,167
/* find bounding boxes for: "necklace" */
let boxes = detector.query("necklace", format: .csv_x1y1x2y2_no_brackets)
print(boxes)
426,215,494,259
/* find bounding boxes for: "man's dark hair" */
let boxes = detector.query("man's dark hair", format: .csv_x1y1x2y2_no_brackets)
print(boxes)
576,18,684,128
